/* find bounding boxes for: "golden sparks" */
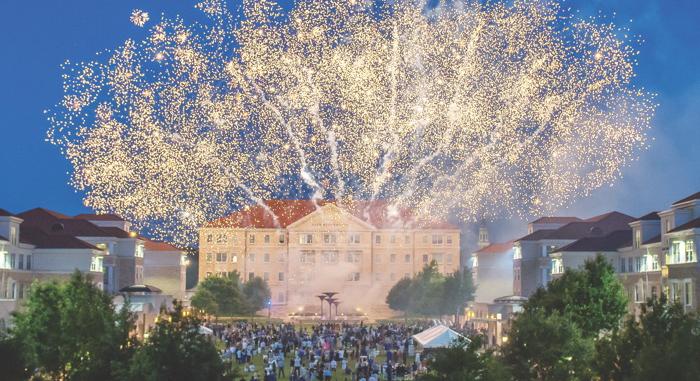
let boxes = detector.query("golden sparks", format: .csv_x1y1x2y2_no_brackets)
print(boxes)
49,0,655,245
130,9,150,27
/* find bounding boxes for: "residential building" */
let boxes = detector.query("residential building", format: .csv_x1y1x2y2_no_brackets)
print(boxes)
514,212,635,297
471,240,515,304
199,200,461,311
0,208,185,325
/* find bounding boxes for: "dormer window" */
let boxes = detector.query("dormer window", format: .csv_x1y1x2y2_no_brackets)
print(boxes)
9,226,17,246
634,230,642,248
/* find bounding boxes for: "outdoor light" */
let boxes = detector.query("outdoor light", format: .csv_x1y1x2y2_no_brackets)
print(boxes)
502,336,509,343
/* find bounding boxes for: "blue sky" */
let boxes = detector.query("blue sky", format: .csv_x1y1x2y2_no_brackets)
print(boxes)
0,0,698,221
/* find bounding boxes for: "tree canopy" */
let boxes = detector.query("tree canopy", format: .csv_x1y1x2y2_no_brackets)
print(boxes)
192,271,271,316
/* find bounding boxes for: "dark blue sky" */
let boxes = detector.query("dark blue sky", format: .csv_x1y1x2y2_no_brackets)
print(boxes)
0,0,698,220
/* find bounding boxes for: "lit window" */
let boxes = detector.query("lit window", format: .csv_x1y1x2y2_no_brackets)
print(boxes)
432,235,443,245
299,234,313,245
206,234,213,243
232,255,238,263
686,240,695,263
348,233,361,244
216,234,227,244
634,230,641,248
135,245,144,258
513,246,522,260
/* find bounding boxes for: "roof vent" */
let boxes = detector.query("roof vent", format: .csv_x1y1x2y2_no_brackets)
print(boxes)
51,223,65,232
589,226,603,236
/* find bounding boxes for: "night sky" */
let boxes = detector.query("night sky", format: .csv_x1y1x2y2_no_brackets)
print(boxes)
1,0,698,222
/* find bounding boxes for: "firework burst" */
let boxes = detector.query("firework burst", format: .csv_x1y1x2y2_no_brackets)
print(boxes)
49,0,655,245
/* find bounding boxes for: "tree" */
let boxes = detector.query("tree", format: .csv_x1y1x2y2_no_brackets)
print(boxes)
125,301,227,381
502,309,595,381
242,276,271,314
440,271,475,321
0,332,30,381
11,271,134,380
594,295,700,381
525,255,627,337
386,277,413,319
191,272,247,316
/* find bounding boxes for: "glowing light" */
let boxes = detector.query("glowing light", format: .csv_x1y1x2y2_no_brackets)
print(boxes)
130,9,149,27
49,0,654,247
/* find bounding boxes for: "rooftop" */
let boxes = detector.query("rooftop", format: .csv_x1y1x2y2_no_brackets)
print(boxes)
553,230,632,253
74,213,125,221
668,217,700,234
206,200,459,230
531,216,582,224
517,211,634,242
672,191,700,206
475,241,515,255
636,212,660,221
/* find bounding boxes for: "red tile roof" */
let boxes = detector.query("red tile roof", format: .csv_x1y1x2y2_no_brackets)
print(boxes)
672,192,700,206
74,213,124,221
144,239,181,252
553,230,632,253
531,216,582,224
475,241,515,254
206,200,458,230
668,217,700,233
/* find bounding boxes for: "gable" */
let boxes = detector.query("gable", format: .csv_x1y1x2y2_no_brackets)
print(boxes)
287,204,375,231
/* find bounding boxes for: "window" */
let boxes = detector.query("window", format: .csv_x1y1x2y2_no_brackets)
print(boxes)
216,252,227,262
278,292,285,303
299,234,313,245
206,253,213,263
404,254,411,263
18,254,24,270
206,234,213,243
300,250,316,264
513,246,522,260
323,233,337,244
347,251,362,263
375,235,382,244
684,280,693,307
446,235,453,245
390,254,396,263
671,282,682,303
216,234,227,244
651,254,659,271
619,258,626,273
671,241,681,263
322,251,339,264
249,272,255,281
405,235,410,244
347,272,360,281
90,256,103,272
263,234,270,244
264,253,270,263
422,254,429,263
348,233,360,244
686,240,695,263
390,235,396,244
249,234,256,244
278,234,285,244
552,258,564,274
432,235,443,245
10,253,16,269
628,257,634,272
278,253,286,262
278,272,285,281
9,227,17,245
263,272,269,281
249,253,256,262
433,253,443,264
634,229,641,248
635,256,643,273
26,255,31,270
135,245,144,258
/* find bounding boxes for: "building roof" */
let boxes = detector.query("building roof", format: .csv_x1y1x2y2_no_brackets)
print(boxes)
206,200,459,230
0,208,14,217
143,239,181,252
672,191,700,206
475,241,515,255
531,216,582,224
668,217,700,234
0,234,7,242
19,226,99,249
74,213,124,221
517,211,634,242
553,230,632,253
636,212,660,221
17,208,136,239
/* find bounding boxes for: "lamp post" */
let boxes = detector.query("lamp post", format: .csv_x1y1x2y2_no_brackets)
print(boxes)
267,299,272,322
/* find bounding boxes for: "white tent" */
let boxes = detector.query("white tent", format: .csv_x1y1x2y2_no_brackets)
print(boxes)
412,324,468,349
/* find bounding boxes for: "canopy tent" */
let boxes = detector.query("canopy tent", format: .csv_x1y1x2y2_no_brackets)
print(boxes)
412,324,468,349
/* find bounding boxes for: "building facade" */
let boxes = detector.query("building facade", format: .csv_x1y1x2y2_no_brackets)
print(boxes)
199,201,461,311
0,207,186,325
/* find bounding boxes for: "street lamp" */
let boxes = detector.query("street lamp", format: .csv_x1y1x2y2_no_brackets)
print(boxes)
267,299,272,321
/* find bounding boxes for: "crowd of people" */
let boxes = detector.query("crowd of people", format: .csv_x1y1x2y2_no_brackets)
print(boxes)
207,321,434,381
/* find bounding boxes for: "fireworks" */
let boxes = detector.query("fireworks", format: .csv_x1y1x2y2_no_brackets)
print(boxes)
48,0,655,246
130,9,149,27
